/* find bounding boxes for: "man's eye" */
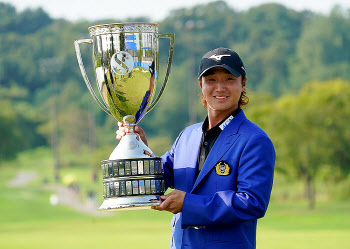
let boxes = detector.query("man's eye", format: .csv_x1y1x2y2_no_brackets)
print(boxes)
227,77,235,81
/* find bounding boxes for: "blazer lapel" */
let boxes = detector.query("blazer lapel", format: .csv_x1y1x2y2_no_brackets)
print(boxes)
191,111,247,193
185,125,203,192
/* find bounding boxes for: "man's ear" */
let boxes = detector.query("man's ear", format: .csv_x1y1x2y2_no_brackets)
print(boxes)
198,78,202,88
242,76,247,90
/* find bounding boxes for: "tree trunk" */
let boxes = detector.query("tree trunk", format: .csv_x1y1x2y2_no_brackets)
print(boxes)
305,174,315,209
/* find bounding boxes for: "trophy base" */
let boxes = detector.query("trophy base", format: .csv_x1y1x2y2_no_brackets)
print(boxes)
98,195,160,211
100,157,165,211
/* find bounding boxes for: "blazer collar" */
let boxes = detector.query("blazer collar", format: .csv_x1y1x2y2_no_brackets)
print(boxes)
190,110,247,193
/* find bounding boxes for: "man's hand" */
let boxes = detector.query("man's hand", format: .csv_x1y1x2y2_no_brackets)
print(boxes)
116,122,148,146
152,190,186,214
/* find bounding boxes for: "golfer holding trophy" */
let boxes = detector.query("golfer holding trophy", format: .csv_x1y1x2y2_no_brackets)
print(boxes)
74,23,174,210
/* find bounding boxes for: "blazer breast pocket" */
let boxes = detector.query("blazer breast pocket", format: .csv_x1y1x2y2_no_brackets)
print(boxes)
213,172,237,192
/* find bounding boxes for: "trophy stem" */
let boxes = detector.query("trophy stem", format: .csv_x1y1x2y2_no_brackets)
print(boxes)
123,115,136,133
109,132,153,160
125,124,135,133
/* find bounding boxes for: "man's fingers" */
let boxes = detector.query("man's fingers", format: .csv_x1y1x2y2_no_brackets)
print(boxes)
160,195,167,202
159,197,171,210
134,126,142,133
151,191,185,214
115,124,130,140
151,196,170,211
116,130,125,136
151,205,165,211
116,130,126,140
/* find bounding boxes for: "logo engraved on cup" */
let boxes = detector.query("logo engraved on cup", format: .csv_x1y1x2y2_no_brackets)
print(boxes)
111,51,134,75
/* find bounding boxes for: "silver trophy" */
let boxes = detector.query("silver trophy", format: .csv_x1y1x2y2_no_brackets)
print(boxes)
74,23,174,210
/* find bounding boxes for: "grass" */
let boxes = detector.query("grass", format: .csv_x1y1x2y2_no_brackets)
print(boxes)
0,183,172,249
1,187,349,249
1,148,349,249
257,229,349,249
256,201,350,249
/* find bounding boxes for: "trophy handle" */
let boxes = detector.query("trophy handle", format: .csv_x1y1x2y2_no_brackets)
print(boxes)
74,39,111,116
146,33,175,114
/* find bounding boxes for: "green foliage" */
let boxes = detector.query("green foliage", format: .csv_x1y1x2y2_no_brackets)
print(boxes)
0,3,52,34
290,7,350,89
0,85,46,159
147,136,174,157
248,79,350,207
0,100,21,159
272,79,350,176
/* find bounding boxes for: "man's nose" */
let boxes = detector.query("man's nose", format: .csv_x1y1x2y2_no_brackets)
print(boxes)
215,80,225,90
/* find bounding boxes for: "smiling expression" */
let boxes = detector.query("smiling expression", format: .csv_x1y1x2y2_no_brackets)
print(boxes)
199,67,246,118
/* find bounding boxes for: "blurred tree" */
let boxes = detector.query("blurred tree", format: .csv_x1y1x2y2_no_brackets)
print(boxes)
0,100,21,159
0,85,46,159
0,3,16,32
14,7,52,34
235,4,311,95
0,3,52,34
290,6,350,89
249,79,350,208
36,81,91,153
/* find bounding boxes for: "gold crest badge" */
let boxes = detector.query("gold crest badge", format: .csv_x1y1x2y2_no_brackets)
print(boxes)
215,161,230,176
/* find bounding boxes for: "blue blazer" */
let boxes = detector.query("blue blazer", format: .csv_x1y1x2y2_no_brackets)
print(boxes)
161,110,275,249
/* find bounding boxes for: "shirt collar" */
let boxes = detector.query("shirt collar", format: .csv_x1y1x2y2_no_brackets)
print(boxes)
202,108,241,133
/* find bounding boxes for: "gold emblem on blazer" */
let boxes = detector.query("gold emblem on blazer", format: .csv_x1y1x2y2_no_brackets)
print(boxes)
215,161,230,176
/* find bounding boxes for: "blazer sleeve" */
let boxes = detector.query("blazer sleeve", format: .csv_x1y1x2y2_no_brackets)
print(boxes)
181,133,275,228
161,129,185,190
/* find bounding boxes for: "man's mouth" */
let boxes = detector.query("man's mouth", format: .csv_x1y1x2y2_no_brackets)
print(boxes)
215,96,227,100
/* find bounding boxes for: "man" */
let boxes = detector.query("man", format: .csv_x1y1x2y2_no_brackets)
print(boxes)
117,47,275,249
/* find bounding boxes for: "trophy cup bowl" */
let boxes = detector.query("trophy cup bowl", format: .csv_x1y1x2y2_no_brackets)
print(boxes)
74,23,174,210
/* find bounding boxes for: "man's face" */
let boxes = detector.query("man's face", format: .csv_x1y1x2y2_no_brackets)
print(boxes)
199,67,246,116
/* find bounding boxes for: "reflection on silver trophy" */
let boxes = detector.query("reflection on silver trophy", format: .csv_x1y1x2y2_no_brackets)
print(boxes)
74,23,174,210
